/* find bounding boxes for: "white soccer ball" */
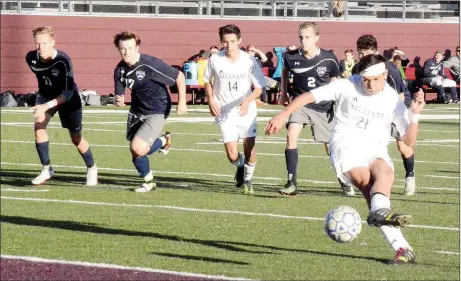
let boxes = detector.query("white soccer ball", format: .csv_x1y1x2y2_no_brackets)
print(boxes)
324,206,362,243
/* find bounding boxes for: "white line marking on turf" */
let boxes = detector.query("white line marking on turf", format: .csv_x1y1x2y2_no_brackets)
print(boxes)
425,175,459,179
1,196,459,231
1,162,458,191
3,139,458,165
1,188,49,192
435,251,460,255
0,255,250,280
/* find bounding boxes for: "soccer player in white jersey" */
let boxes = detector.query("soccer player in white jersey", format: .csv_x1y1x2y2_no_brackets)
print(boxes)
265,54,425,264
204,24,266,194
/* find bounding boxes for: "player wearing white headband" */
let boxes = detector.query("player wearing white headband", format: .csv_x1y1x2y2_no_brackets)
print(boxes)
264,54,425,265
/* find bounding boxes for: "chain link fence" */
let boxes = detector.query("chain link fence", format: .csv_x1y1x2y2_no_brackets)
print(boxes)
1,1,459,21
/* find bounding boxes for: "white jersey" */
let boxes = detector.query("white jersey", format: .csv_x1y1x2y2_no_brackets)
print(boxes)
204,50,265,121
311,75,410,147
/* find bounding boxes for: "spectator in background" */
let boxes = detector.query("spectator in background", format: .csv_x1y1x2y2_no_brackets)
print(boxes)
247,44,278,105
210,46,219,55
391,47,410,67
392,55,406,82
444,46,460,82
339,49,356,78
422,50,458,103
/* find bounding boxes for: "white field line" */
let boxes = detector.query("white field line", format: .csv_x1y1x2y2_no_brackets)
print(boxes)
1,196,459,232
1,140,459,165
3,121,460,135
0,188,49,192
434,251,460,255
1,162,458,191
425,175,460,179
0,255,250,281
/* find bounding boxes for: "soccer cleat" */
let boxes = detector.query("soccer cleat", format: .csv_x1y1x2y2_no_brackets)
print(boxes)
86,165,98,186
278,181,297,196
389,247,416,265
404,175,416,196
242,181,254,195
234,166,244,188
158,132,172,155
134,181,156,193
367,208,412,227
31,166,54,185
338,178,355,196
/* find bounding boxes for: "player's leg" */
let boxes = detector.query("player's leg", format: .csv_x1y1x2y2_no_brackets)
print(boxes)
430,77,449,103
32,106,54,185
396,138,416,195
368,158,415,265
308,108,355,196
240,117,257,195
279,108,306,195
220,118,245,188
130,114,168,192
61,108,98,186
441,78,458,102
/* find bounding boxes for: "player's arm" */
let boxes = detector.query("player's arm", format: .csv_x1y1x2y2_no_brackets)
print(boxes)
114,66,126,107
395,89,425,147
278,67,290,104
175,71,187,115
255,49,268,63
204,59,220,116
422,60,432,78
265,80,340,135
239,59,265,116
32,57,78,116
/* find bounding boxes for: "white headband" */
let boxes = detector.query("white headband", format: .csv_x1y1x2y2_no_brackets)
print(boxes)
360,62,386,77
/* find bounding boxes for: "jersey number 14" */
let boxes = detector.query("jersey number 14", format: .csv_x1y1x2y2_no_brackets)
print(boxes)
228,81,238,91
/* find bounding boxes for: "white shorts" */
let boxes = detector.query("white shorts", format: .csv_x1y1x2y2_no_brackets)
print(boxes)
329,140,394,184
217,114,257,143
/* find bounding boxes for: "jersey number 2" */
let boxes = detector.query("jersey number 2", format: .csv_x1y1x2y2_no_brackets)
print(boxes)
307,77,316,87
228,81,238,91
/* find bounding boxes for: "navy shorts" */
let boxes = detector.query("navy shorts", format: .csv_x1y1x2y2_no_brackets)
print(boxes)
36,94,83,132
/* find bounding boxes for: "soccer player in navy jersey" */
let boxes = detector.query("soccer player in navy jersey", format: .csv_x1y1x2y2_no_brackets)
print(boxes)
355,34,417,196
27,26,98,186
113,31,187,192
278,22,353,196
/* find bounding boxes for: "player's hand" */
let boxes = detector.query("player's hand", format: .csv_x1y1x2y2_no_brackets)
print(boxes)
278,92,290,106
264,114,286,135
239,100,250,116
176,101,187,115
31,104,48,121
115,95,125,107
208,100,221,117
410,88,425,114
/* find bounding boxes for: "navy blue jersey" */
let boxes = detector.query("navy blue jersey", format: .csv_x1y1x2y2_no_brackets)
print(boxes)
114,54,179,117
25,49,81,110
423,58,445,79
283,48,340,112
352,61,404,93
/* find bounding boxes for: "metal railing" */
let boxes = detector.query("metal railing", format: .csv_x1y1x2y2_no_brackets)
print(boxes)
1,1,459,22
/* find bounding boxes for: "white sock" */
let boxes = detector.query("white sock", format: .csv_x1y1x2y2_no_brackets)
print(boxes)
370,193,391,212
144,171,153,182
244,162,256,182
232,153,244,167
380,226,411,251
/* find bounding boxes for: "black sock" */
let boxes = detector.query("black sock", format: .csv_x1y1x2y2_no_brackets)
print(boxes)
436,85,446,101
35,141,51,166
285,148,298,181
403,154,415,177
80,147,95,168
450,87,458,101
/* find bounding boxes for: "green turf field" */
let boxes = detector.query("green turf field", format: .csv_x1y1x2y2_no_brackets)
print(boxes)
1,104,459,280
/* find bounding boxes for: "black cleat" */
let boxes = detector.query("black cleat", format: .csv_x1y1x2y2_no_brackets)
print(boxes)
367,208,412,227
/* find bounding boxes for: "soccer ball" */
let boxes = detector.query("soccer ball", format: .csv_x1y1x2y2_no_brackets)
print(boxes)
324,206,362,243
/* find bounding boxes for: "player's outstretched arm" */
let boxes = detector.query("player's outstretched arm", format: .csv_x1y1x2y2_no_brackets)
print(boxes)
264,92,315,135
175,71,187,115
401,89,425,147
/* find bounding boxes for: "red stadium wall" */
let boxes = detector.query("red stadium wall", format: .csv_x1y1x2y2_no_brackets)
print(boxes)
1,14,459,97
